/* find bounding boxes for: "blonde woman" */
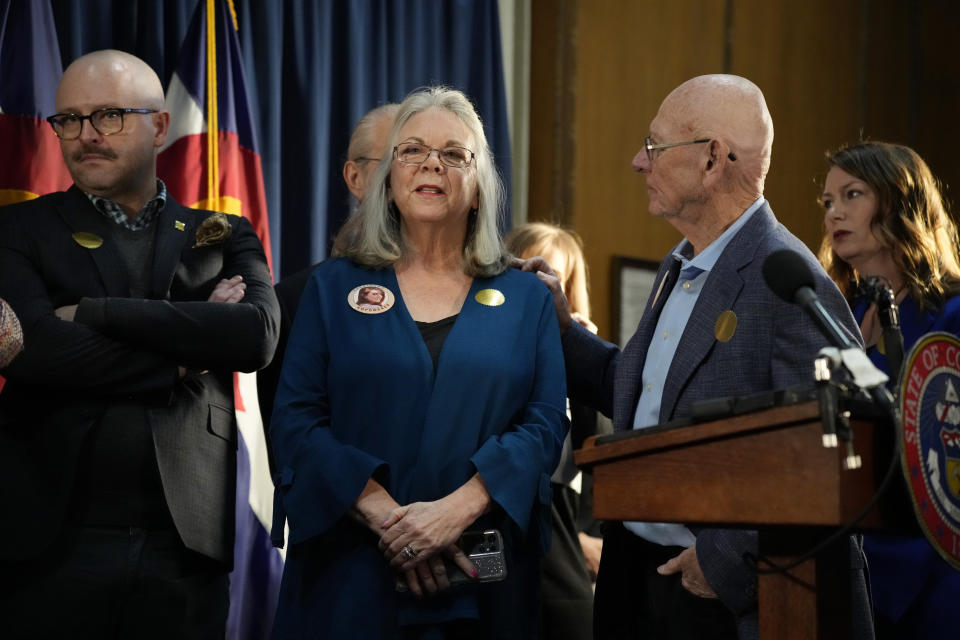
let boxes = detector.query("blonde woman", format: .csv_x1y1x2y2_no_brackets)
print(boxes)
507,222,607,640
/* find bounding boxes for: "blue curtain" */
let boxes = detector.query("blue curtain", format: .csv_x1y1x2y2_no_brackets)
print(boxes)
51,0,512,279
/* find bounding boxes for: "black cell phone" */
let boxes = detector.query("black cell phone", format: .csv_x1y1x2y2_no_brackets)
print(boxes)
395,529,507,591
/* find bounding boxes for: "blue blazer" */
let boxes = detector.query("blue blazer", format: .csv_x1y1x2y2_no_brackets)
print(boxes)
563,204,873,638
269,258,567,638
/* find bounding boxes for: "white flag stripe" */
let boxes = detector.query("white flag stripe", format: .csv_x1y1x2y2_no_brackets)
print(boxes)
159,73,206,153
236,371,287,560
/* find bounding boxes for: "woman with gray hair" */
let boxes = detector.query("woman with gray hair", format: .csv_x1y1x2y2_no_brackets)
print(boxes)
269,86,567,638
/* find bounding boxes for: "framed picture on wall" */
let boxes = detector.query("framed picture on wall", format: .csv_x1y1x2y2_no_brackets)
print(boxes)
611,256,661,348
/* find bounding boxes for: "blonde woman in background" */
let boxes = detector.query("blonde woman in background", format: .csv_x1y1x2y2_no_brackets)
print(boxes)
508,223,596,334
507,222,609,640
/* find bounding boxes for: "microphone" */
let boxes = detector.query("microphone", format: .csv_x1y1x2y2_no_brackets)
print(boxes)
762,249,856,349
763,249,895,426
857,277,905,385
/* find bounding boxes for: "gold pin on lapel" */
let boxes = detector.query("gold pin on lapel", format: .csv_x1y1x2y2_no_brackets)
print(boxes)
175,220,186,231
475,289,505,306
714,310,738,342
72,232,103,249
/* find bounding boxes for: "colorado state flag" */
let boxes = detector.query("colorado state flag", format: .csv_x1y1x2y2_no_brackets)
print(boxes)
158,0,272,269
0,0,71,206
157,2,281,638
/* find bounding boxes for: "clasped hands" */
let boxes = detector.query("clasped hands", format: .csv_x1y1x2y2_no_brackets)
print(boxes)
376,498,479,599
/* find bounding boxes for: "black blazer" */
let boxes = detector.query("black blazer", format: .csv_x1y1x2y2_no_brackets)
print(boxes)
0,186,280,567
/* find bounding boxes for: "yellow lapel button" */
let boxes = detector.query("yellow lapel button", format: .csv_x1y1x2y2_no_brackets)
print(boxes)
475,289,505,306
714,310,738,343
72,232,103,249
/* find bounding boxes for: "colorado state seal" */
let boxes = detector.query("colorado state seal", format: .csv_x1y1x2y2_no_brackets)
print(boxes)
900,332,960,569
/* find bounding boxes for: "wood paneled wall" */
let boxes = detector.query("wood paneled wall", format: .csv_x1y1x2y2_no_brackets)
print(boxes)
529,0,960,340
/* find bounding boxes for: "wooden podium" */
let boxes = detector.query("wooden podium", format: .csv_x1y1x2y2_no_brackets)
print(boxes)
575,400,894,639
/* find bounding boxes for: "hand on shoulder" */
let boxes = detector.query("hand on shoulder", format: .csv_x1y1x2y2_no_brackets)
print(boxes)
511,256,572,333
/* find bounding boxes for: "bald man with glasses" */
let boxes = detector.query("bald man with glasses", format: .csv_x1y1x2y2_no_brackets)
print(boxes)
0,49,279,638
522,75,873,639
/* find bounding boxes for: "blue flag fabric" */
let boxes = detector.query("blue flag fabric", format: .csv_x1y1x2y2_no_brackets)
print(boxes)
0,0,59,116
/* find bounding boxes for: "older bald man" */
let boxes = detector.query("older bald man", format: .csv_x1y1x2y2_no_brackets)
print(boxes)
524,75,872,639
0,50,278,637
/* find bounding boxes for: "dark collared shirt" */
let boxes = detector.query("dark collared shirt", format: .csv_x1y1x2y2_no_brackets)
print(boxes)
84,179,168,231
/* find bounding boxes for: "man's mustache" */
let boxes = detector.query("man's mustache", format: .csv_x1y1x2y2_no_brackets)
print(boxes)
71,145,118,161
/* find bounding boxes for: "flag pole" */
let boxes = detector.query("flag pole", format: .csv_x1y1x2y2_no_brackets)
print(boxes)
205,0,219,208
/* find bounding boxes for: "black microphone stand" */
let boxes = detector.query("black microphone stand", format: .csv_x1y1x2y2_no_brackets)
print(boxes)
854,277,905,387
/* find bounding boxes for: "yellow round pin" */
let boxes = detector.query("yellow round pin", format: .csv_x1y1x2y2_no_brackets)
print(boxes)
475,289,505,306
72,232,103,249
714,310,738,342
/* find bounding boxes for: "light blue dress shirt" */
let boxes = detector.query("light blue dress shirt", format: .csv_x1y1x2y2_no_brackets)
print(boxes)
625,197,766,547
